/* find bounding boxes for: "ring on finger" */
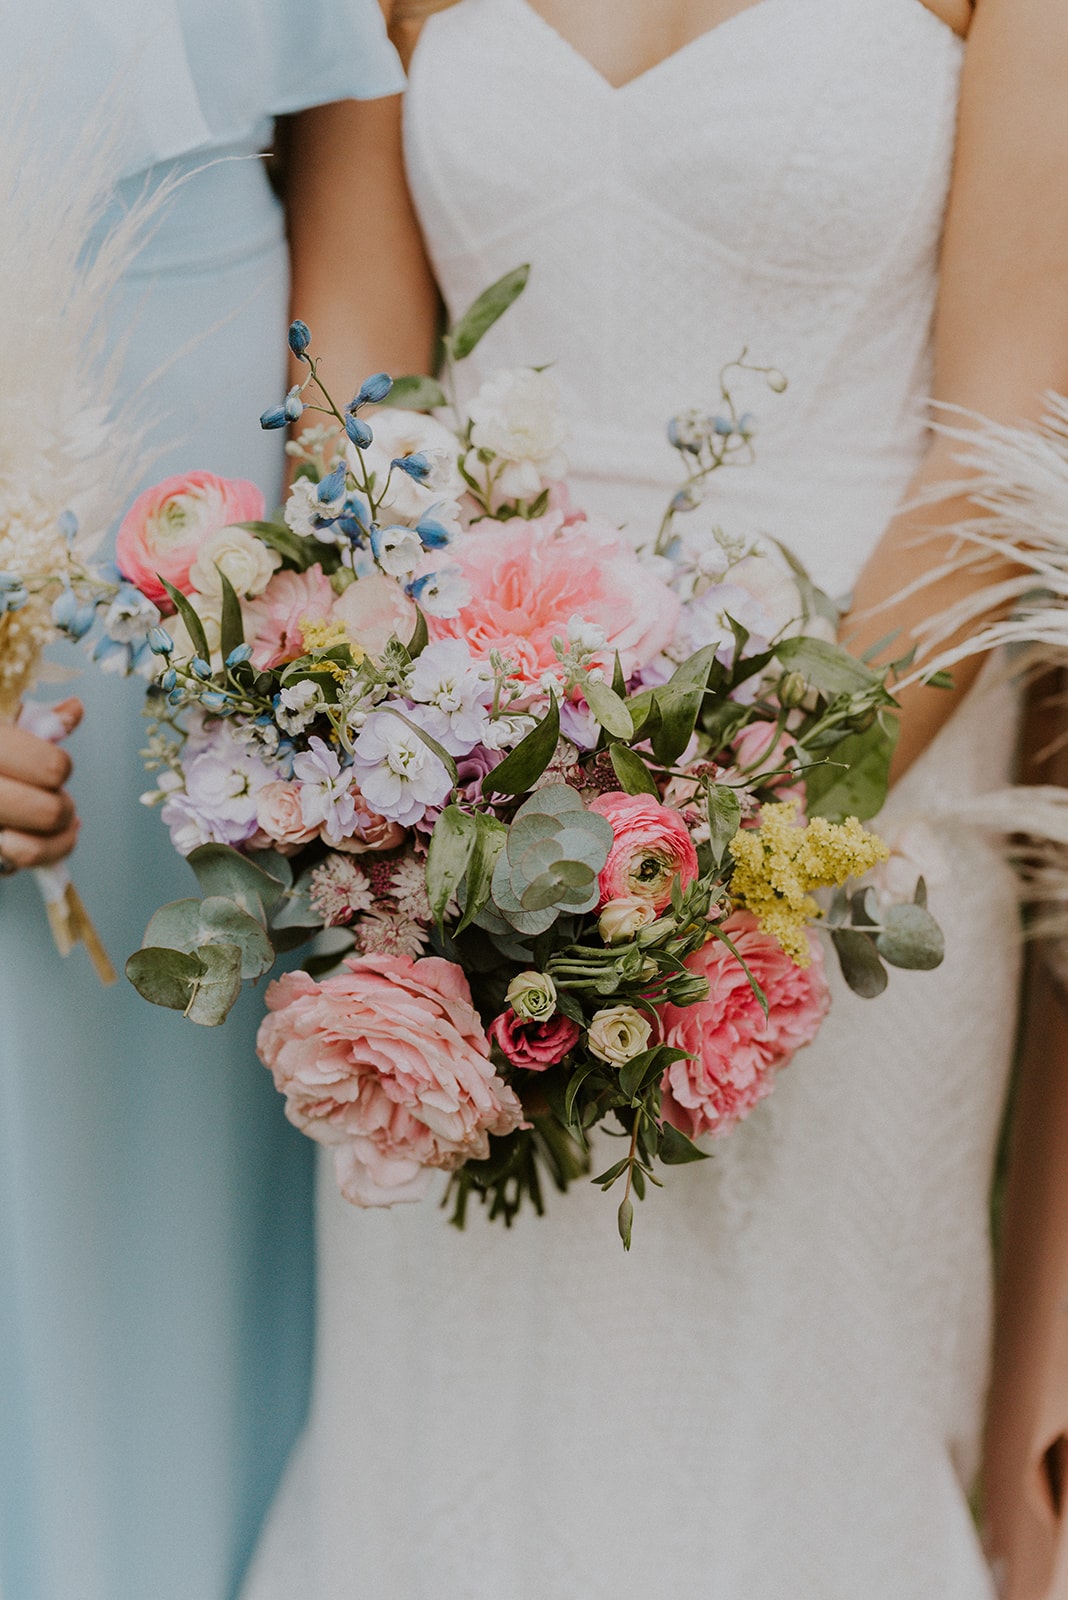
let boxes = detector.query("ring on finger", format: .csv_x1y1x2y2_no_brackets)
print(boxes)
0,830,18,876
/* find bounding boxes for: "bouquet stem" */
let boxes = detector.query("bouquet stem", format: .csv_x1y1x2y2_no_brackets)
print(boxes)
34,862,118,985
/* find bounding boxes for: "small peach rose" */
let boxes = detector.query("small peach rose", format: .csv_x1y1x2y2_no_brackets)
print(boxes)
255,780,321,851
598,895,657,945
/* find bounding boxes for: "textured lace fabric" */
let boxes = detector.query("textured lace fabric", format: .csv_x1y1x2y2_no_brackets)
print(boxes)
243,3,1020,1596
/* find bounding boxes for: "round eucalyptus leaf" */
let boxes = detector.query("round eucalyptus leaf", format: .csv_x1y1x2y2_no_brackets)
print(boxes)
830,929,888,998
875,903,945,970
125,946,205,1011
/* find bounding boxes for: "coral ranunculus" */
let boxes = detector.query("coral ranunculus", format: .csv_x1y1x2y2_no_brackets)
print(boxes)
589,791,699,912
488,1010,580,1071
659,911,831,1140
425,510,679,686
115,471,265,606
257,954,524,1206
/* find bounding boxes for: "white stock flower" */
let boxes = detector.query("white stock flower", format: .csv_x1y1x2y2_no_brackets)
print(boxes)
351,704,453,826
587,1005,653,1067
467,368,567,503
188,526,281,599
276,679,325,733
407,639,492,754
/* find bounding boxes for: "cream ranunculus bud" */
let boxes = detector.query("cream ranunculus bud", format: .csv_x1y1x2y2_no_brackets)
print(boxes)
598,896,658,946
587,1005,653,1067
506,970,558,1023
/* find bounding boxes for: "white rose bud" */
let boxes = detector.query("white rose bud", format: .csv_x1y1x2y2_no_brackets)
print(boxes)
587,1005,653,1067
506,970,557,1024
188,526,281,599
598,896,657,946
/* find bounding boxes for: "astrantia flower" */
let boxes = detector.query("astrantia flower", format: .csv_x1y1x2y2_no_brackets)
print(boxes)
406,639,492,754
307,856,375,926
293,736,359,846
389,855,433,923
351,704,453,827
355,907,429,959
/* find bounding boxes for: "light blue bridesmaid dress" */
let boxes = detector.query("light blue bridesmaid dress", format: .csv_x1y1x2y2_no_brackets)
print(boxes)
0,7,403,1599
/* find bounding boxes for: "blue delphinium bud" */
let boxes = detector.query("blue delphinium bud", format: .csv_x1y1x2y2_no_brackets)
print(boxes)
712,415,734,436
57,509,78,543
148,625,174,655
200,690,231,713
737,412,756,438
51,586,79,629
415,514,451,549
345,413,373,449
283,386,304,423
318,464,347,503
160,667,178,692
259,404,288,430
191,656,212,679
391,451,430,482
287,319,311,359
226,643,253,668
1,584,29,613
70,603,97,640
354,372,393,407
167,686,183,705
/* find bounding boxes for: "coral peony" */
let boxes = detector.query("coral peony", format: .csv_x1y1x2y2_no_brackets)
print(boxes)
589,791,699,912
115,471,265,606
257,954,524,1206
488,1010,580,1071
425,510,679,687
659,911,830,1139
251,563,337,668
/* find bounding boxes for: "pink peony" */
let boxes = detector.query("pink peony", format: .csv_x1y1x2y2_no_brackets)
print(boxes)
331,571,418,657
251,564,337,668
488,1010,581,1071
115,471,265,606
426,510,680,686
659,911,831,1139
589,791,699,912
255,780,321,852
732,721,806,808
257,953,524,1206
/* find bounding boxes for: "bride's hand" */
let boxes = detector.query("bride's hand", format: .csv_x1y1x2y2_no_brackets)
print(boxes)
0,698,83,872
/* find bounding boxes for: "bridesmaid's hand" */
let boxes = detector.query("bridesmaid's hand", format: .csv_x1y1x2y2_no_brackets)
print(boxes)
0,698,83,872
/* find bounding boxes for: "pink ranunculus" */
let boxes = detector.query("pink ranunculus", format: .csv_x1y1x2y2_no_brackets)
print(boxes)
659,911,831,1140
732,721,806,808
331,571,418,657
589,791,699,912
251,563,337,668
257,954,524,1207
255,780,322,853
425,510,680,687
488,1010,581,1071
115,472,265,606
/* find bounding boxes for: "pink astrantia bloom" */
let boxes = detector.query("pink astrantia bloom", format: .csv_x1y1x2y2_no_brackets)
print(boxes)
659,911,831,1140
257,954,525,1206
588,791,700,912
115,472,265,606
488,1010,581,1071
425,510,680,688
251,563,337,668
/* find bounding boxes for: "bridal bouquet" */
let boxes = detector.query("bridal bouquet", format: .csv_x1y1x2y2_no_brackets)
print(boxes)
74,269,945,1243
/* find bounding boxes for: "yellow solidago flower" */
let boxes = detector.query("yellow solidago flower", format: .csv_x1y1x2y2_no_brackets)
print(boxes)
728,800,889,965
299,616,363,659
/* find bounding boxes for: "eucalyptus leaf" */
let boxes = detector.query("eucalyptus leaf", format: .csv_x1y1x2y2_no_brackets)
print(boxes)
160,577,210,664
198,896,275,979
831,928,888,997
609,742,659,796
483,696,560,795
875,903,945,970
125,946,206,1012
584,678,634,740
378,374,448,411
142,898,205,952
187,843,286,916
449,264,530,361
182,943,244,1025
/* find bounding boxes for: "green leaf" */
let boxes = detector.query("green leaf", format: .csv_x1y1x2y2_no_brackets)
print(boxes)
611,651,627,698
483,696,560,796
186,844,286,915
619,1046,660,1101
381,705,459,785
875,903,945,970
405,604,429,659
449,264,530,361
609,742,659,797
455,812,508,935
831,928,889,997
591,1157,628,1189
426,806,478,925
142,898,206,951
708,922,768,1017
182,943,244,1025
378,374,448,411
563,1062,599,1127
584,678,634,740
774,634,880,699
217,567,245,661
237,520,311,572
706,784,742,868
914,875,928,909
924,669,955,690
803,716,899,823
659,1121,711,1165
125,946,206,1012
650,683,705,767
159,577,210,663
197,896,275,979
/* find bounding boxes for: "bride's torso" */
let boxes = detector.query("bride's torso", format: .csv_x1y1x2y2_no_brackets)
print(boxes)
404,0,963,600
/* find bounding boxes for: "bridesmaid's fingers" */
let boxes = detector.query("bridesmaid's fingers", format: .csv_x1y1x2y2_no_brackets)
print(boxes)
50,697,84,738
0,819,80,870
0,726,73,791
0,774,76,836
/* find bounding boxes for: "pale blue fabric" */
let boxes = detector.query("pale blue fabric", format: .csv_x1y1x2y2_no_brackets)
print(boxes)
0,8,403,1600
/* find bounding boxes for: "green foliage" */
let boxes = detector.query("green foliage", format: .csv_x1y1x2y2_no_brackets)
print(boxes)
449,264,531,361
774,634,881,699
489,784,612,934
217,568,244,659
159,577,209,663
830,929,888,998
125,943,243,1026
609,742,659,796
584,677,633,740
706,784,742,868
378,374,448,411
875,902,945,970
803,717,899,823
483,697,560,795
186,843,286,917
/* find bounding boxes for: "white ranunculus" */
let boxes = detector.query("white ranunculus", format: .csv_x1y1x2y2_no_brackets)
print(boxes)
467,367,567,503
188,526,281,599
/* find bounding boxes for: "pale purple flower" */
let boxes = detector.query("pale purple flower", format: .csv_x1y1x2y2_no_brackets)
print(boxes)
407,639,492,755
161,721,275,852
293,736,359,847
351,702,453,827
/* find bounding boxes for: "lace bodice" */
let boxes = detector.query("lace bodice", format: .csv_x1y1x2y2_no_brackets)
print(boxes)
405,0,962,596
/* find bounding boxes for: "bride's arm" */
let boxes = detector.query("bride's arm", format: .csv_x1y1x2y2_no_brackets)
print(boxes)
844,0,1068,779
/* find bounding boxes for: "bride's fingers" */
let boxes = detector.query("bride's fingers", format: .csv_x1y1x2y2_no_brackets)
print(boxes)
0,726,73,791
0,774,76,836
0,818,80,870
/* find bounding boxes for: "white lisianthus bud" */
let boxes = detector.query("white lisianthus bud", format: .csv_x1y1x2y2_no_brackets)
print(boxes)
598,896,658,946
587,1005,653,1067
506,970,558,1023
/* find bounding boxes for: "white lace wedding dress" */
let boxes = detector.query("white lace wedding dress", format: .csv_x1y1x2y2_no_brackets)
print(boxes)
243,2,1022,1595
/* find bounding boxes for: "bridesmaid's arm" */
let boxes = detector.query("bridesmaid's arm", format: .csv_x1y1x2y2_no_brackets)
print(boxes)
277,92,439,402
843,0,1068,780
